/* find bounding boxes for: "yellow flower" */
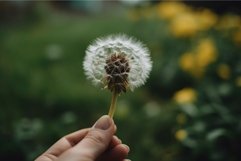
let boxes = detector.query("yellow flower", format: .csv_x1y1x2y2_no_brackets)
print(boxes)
196,38,217,68
179,38,217,78
170,13,199,37
157,2,189,20
179,52,203,77
197,9,218,31
173,88,197,104
175,129,188,141
233,27,241,45
217,15,241,30
168,8,217,38
235,76,241,87
179,52,195,71
217,64,231,80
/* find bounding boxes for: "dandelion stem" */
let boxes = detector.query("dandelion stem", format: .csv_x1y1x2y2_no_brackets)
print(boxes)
108,91,118,118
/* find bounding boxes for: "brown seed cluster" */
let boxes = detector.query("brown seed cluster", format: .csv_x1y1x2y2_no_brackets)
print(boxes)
104,54,130,94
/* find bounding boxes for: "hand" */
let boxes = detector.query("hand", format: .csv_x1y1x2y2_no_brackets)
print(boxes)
35,115,130,161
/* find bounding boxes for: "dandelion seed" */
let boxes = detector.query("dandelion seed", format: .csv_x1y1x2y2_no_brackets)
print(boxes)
83,34,152,118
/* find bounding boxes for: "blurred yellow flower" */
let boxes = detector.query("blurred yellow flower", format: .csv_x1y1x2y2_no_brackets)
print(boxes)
131,2,218,38
164,7,217,38
179,52,196,74
173,88,197,104
233,27,241,45
179,52,203,77
235,77,241,87
217,15,241,30
157,2,189,20
170,13,199,37
197,9,218,31
175,129,188,141
196,38,217,68
217,64,231,80
179,38,217,78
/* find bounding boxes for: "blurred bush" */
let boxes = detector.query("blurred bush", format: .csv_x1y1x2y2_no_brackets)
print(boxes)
128,2,241,161
0,1,241,161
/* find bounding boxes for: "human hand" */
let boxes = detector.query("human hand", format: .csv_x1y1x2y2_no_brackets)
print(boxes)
35,115,130,161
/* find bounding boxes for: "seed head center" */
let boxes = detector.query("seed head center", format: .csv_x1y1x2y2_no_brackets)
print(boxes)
104,54,130,93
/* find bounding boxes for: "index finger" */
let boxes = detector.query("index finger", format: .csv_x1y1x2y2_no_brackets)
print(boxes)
45,128,90,156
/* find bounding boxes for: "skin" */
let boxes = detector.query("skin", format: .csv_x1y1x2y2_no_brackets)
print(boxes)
35,116,130,161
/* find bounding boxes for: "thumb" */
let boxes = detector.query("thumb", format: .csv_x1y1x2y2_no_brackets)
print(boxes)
74,115,116,160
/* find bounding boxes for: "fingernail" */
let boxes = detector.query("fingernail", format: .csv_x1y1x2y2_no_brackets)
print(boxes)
94,115,111,130
123,144,130,152
113,136,122,143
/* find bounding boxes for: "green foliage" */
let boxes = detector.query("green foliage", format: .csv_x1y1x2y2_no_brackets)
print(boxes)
1,2,241,161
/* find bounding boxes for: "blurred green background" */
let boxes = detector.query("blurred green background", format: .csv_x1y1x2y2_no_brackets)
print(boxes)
1,1,241,161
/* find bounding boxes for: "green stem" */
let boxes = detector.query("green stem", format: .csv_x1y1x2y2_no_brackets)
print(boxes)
108,91,118,118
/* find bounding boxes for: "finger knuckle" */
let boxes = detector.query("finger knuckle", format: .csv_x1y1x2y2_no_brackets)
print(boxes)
85,130,105,145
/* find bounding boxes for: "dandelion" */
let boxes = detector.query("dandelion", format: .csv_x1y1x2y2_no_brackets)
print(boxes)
83,34,152,118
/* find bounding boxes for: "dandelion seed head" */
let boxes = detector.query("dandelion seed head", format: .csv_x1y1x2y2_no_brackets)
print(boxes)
83,34,152,93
